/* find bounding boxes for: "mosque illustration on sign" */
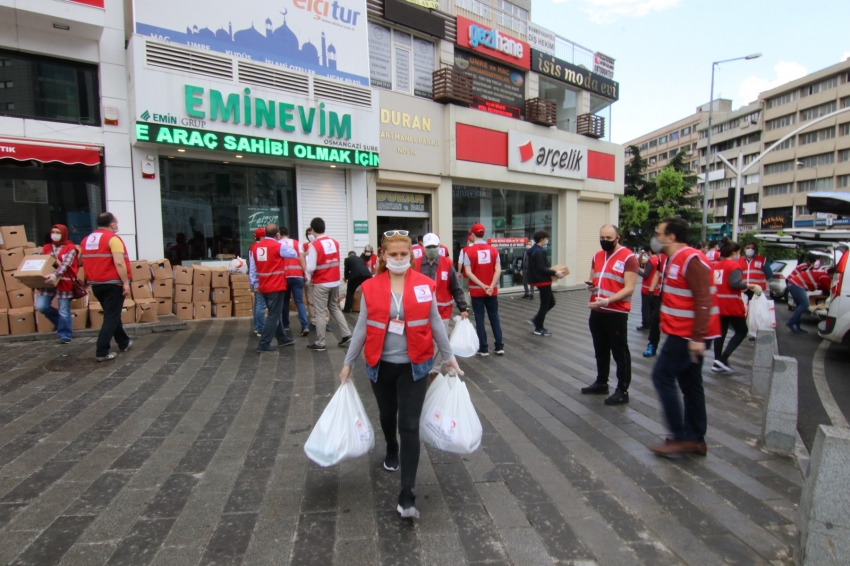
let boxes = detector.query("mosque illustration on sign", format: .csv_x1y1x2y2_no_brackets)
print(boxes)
184,9,337,69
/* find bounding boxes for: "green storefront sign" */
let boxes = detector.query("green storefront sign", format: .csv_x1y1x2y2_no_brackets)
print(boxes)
353,220,369,234
135,122,380,167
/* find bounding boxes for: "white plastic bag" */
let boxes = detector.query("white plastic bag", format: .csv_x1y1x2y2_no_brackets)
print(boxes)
420,372,482,454
449,316,479,358
304,381,374,467
746,292,775,338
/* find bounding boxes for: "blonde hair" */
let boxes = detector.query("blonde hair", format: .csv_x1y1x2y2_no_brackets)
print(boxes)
376,233,414,275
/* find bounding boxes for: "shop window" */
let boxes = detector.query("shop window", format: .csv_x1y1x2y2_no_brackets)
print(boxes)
539,76,579,133
368,23,435,99
0,48,100,126
452,186,556,289
159,159,297,264
0,160,104,245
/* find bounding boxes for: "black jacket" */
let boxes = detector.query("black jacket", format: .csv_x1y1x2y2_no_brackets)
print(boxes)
526,244,555,285
344,255,372,281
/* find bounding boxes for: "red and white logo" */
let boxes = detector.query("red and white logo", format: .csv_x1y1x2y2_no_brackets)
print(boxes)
519,141,534,162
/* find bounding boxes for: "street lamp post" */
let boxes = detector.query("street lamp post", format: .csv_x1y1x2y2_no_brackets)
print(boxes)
700,53,762,242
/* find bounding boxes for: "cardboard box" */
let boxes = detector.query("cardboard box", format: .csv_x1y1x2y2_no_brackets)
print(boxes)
4,271,24,292
193,301,211,319
230,288,252,298
210,267,230,288
174,284,193,304
231,281,251,290
0,291,8,310
192,265,211,287
11,255,59,289
131,281,152,300
130,261,151,282
0,309,8,336
135,298,158,323
233,308,253,318
1,248,24,272
70,308,87,330
89,304,104,329
8,289,34,309
172,303,193,320
212,302,232,318
0,226,28,250
36,310,55,333
151,259,173,280
8,307,35,335
174,265,193,285
152,279,173,298
25,242,36,249
232,297,254,310
70,296,88,310
550,264,570,280
120,299,136,325
0,269,4,293
23,247,41,257
230,273,249,282
193,286,210,303
211,288,230,303
156,298,172,316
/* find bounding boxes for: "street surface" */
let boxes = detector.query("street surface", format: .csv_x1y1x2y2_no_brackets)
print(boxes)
0,290,802,565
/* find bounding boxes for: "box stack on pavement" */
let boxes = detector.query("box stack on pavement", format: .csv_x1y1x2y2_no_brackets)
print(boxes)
151,259,173,315
1,225,38,335
210,267,232,318
191,265,211,320
230,273,253,318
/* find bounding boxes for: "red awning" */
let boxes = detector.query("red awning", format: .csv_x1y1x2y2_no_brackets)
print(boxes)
0,140,101,166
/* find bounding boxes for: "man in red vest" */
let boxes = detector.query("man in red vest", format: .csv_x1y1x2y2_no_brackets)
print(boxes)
739,242,772,300
649,217,721,456
305,217,351,351
582,225,638,405
411,235,425,261
81,212,132,361
280,226,309,336
416,233,468,328
255,223,297,352
464,223,503,355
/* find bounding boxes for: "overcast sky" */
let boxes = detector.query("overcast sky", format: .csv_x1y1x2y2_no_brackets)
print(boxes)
530,0,849,144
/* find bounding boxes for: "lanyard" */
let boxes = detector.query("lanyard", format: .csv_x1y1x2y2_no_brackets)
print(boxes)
391,291,403,321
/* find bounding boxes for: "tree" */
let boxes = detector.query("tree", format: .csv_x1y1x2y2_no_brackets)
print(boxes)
624,145,647,198
619,195,649,237
654,168,684,219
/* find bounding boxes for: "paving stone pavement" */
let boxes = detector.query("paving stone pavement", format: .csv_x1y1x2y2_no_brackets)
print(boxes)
0,291,801,565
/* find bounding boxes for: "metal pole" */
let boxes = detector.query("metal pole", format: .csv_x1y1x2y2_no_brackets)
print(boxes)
732,151,743,241
701,64,716,242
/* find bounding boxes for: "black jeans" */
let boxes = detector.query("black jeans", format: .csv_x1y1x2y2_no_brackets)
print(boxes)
532,285,554,329
259,291,287,347
470,296,503,352
713,316,748,364
92,284,130,358
343,276,369,312
588,310,631,391
652,335,707,442
648,294,662,347
370,361,429,490
640,292,652,328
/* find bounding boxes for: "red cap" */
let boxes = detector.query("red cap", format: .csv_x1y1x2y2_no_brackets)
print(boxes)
254,227,266,239
470,223,486,237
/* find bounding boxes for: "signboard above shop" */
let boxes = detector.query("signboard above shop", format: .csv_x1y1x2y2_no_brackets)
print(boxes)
531,49,619,101
593,52,615,79
527,23,555,56
507,130,587,180
454,50,525,119
379,91,445,175
456,16,530,69
761,207,793,230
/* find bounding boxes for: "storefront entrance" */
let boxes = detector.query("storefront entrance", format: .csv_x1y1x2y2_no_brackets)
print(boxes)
375,189,431,246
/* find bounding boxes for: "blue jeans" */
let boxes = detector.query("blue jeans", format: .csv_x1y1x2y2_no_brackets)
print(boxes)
35,294,73,340
652,335,707,442
787,284,809,329
470,295,503,352
253,291,266,333
283,277,309,331
259,291,288,348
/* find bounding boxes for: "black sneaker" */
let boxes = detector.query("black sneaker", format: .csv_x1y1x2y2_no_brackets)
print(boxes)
307,343,326,352
278,338,295,348
534,328,551,336
581,382,609,395
604,388,629,405
59,339,71,344
494,348,505,356
397,488,419,519
338,335,352,346
476,350,489,357
257,344,277,352
300,328,309,337
384,450,399,472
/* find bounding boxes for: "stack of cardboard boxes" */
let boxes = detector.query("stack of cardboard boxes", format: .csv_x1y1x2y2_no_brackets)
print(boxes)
1,225,46,335
231,273,253,317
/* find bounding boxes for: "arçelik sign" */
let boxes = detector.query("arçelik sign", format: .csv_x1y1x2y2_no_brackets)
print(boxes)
507,131,586,180
457,16,530,69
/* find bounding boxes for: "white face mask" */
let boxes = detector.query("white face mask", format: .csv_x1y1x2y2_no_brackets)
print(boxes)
51,233,62,242
745,248,755,258
385,257,410,274
307,234,316,242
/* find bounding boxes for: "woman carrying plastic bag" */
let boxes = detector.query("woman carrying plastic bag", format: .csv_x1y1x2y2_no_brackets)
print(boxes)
420,371,482,454
338,230,463,520
747,290,775,338
304,381,374,467
450,315,479,358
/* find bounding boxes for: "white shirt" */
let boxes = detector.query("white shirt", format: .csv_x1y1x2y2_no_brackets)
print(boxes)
306,235,340,288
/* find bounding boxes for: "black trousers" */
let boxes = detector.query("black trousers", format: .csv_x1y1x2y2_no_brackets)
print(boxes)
343,275,369,312
532,285,554,329
713,315,748,364
259,291,287,347
370,361,429,490
589,310,631,391
648,294,662,347
92,284,130,358
640,292,652,328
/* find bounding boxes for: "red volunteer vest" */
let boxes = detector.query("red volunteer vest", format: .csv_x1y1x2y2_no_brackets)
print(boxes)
790,264,830,292
254,239,288,293
81,229,129,285
310,236,341,284
365,254,377,275
415,255,455,319
465,242,499,297
438,244,450,258
706,250,720,264
712,259,746,317
279,238,303,278
660,247,721,340
739,255,768,290
43,243,79,292
591,246,634,314
411,245,425,260
361,270,436,366
640,255,660,296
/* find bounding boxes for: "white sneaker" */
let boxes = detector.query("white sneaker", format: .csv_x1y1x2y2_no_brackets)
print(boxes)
714,360,733,373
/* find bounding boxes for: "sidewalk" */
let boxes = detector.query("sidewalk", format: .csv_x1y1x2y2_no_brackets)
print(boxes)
0,290,800,565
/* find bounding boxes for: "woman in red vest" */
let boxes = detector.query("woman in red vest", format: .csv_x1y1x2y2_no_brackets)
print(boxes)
340,231,462,520
35,224,79,344
711,241,758,373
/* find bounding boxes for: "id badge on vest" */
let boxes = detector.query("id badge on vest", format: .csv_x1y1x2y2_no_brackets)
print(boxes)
388,320,405,335
256,247,268,262
85,233,103,250
414,285,433,302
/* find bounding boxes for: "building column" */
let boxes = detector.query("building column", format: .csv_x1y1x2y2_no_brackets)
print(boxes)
433,177,453,256
348,169,368,253
131,147,164,261
560,189,578,287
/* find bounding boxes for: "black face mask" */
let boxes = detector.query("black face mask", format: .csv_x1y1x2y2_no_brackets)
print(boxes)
600,239,616,252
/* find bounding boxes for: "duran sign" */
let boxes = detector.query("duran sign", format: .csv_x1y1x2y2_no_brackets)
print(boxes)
507,131,586,180
134,0,370,85
531,49,619,101
456,16,530,69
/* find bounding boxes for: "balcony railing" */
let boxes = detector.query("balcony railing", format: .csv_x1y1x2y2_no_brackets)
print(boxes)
432,68,473,105
577,114,605,139
525,98,557,127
